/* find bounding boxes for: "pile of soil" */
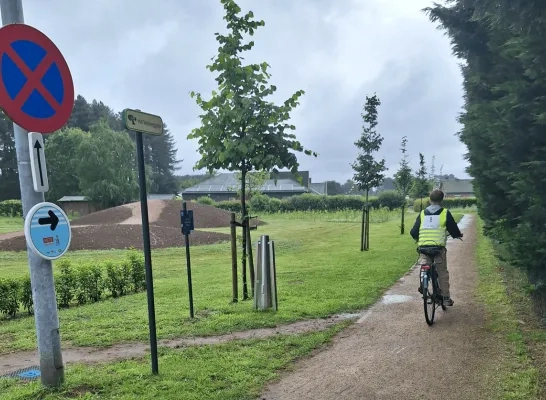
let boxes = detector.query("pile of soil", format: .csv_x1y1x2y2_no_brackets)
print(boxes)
157,200,263,229
0,200,260,252
0,225,230,251
71,204,133,226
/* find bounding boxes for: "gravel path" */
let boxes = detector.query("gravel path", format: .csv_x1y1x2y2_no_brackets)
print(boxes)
260,214,504,400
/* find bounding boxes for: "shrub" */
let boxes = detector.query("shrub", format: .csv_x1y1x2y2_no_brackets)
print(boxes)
75,263,104,305
196,196,215,206
55,259,76,308
378,190,405,210
413,197,477,212
0,279,20,318
0,250,148,320
104,261,131,298
0,199,23,217
126,249,146,292
20,276,33,314
216,200,242,214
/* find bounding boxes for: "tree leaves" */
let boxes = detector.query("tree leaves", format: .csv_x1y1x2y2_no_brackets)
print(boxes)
351,94,387,196
188,0,317,186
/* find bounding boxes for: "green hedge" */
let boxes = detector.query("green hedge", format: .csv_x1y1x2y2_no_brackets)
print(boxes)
215,194,388,214
412,197,477,212
0,199,23,217
0,249,145,319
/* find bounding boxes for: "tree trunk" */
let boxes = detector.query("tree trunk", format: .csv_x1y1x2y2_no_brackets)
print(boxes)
364,189,370,251
241,164,249,300
400,202,405,235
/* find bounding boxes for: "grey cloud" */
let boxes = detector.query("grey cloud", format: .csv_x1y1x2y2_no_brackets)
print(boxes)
12,0,468,183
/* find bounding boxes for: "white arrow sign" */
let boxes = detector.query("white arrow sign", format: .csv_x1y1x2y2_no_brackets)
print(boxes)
28,132,49,193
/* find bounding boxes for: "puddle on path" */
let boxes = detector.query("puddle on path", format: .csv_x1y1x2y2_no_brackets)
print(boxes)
381,294,412,305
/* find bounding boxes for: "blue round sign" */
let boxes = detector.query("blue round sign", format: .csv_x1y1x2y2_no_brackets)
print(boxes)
24,202,71,260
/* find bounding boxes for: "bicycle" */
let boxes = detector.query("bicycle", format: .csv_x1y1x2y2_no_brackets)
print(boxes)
417,236,463,326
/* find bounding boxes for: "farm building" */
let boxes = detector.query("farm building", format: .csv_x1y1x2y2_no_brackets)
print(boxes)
441,178,474,198
58,194,177,217
182,171,326,201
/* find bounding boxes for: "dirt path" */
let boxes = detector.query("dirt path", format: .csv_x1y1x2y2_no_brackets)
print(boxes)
260,215,504,400
0,313,359,376
119,200,166,225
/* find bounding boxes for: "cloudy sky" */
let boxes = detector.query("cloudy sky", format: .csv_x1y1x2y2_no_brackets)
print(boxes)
19,0,467,183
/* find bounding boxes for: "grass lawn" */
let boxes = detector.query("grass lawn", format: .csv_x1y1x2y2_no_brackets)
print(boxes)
0,216,23,234
0,209,466,399
0,209,443,354
475,218,540,399
0,325,346,400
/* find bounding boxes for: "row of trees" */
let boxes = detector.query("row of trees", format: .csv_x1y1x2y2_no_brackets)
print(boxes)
350,94,441,239
425,2,546,289
0,95,181,206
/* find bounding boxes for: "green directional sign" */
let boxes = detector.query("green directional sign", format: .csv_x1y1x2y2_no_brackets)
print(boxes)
122,108,163,136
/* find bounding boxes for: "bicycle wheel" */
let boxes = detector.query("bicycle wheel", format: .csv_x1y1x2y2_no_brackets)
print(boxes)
421,267,435,325
432,268,447,311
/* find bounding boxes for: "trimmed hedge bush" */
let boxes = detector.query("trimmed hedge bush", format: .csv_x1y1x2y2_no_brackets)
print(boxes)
0,199,23,217
215,194,384,214
0,249,145,319
196,196,215,206
412,197,477,212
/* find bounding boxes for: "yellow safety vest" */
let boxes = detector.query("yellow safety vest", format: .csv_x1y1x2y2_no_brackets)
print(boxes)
418,209,448,247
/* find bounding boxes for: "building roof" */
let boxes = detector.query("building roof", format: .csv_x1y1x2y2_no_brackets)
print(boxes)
442,179,474,194
58,194,178,202
309,182,327,195
58,196,87,202
182,172,308,194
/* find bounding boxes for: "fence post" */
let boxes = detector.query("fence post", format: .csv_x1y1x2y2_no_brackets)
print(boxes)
230,213,238,303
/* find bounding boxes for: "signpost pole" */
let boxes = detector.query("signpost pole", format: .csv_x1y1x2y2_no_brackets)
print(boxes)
134,130,159,375
182,202,194,319
1,0,64,387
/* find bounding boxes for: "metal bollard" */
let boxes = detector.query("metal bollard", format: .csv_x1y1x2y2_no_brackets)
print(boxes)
254,235,278,311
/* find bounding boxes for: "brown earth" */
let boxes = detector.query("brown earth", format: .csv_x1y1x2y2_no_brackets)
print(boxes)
0,200,242,251
71,205,133,226
157,200,264,229
260,214,506,400
0,225,230,251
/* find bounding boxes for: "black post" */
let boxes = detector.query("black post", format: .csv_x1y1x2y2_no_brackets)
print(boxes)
135,131,158,375
183,202,195,319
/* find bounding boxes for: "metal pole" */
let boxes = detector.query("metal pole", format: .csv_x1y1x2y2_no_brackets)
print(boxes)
135,131,158,374
182,202,194,319
1,0,64,387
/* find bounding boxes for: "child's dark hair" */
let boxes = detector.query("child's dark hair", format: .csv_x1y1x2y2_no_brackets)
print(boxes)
429,189,444,203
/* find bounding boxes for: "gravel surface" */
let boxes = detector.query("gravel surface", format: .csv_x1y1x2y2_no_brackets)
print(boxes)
260,215,505,400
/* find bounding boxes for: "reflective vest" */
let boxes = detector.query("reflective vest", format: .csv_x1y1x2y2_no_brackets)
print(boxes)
418,209,448,247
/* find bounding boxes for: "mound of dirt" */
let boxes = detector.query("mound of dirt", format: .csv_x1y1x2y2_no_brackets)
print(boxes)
0,224,231,251
157,200,264,229
71,204,133,226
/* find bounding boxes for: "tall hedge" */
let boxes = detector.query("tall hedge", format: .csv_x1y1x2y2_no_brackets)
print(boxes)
0,249,145,319
412,197,477,212
0,200,23,217
215,194,383,214
209,193,477,215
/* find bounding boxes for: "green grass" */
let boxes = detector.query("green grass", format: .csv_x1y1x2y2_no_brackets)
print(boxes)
0,210,432,354
0,216,23,234
475,218,540,399
0,325,346,400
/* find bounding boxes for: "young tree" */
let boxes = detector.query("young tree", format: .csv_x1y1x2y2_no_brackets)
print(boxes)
412,153,432,211
393,136,413,234
351,93,387,250
429,155,436,185
231,170,269,204
188,0,316,300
